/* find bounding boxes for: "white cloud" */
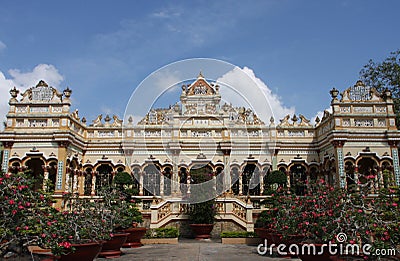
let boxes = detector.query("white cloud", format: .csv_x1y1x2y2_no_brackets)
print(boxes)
0,64,64,129
8,64,63,89
217,66,295,123
0,40,6,52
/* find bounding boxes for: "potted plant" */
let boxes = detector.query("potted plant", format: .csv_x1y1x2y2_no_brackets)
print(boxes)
95,186,130,258
112,171,145,248
34,192,110,260
187,166,217,239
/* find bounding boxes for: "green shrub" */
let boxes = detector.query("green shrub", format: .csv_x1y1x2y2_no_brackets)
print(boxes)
220,231,256,238
144,227,179,238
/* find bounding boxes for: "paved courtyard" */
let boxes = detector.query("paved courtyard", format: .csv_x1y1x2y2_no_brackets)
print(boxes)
96,239,300,261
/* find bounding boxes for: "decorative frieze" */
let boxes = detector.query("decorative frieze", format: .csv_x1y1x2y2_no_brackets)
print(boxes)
353,106,372,113
354,119,373,127
30,107,49,113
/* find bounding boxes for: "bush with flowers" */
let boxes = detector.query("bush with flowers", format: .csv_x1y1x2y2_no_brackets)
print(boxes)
0,171,54,258
256,179,345,244
33,191,112,256
338,184,400,256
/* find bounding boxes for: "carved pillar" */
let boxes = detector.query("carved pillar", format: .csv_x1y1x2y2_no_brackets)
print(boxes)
160,171,164,196
1,142,13,173
42,165,49,191
65,171,70,192
80,172,85,196
259,172,264,195
170,146,181,197
239,172,243,195
389,141,400,186
187,171,191,195
212,172,217,195
139,171,144,196
73,170,78,193
354,166,360,191
91,172,96,195
221,146,231,194
332,140,346,189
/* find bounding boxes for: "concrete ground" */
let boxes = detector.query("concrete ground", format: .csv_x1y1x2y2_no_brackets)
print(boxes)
97,239,300,261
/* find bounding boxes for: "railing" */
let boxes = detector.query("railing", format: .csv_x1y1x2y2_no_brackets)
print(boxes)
149,196,254,231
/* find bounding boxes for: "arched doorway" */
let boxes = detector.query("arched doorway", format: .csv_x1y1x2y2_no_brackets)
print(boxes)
231,167,240,195
163,166,172,196
242,164,260,196
84,167,93,195
179,167,188,195
143,164,161,196
357,157,378,191
290,164,306,195
47,161,57,192
25,158,45,191
215,166,224,195
95,164,113,194
345,161,356,192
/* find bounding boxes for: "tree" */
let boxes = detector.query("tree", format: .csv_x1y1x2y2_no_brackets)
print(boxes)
360,49,400,127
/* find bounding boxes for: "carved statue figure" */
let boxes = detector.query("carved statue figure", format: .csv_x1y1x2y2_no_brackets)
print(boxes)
279,114,290,126
111,115,123,127
299,114,311,126
92,114,103,127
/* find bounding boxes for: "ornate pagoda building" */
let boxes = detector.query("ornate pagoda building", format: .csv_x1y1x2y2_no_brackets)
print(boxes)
1,74,399,232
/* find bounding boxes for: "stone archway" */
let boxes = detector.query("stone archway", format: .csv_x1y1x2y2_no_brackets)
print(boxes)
25,158,45,191
289,163,307,195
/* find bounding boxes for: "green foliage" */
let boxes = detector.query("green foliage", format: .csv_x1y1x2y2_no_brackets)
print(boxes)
113,172,134,186
220,231,256,238
0,171,55,257
265,170,287,185
144,227,179,238
188,199,217,224
360,49,400,127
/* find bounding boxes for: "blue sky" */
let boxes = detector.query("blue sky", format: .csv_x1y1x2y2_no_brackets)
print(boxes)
0,0,399,124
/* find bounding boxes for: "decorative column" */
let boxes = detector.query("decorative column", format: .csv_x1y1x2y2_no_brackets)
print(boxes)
1,142,13,173
80,171,85,195
160,170,164,196
260,171,264,195
212,171,217,196
221,143,231,195
65,168,70,192
169,144,181,197
139,171,144,196
239,172,243,195
42,165,49,191
332,140,346,189
73,170,78,193
187,172,191,195
354,166,360,191
91,172,96,195
389,141,400,186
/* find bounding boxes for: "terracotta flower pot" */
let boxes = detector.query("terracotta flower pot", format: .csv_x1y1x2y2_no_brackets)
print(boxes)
42,242,103,261
99,233,129,258
190,224,214,239
121,227,147,248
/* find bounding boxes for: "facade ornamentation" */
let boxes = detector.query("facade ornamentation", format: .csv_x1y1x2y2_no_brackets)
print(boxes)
1,75,400,231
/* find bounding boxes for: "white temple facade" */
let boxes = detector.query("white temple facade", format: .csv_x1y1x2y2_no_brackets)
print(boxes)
1,74,399,231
